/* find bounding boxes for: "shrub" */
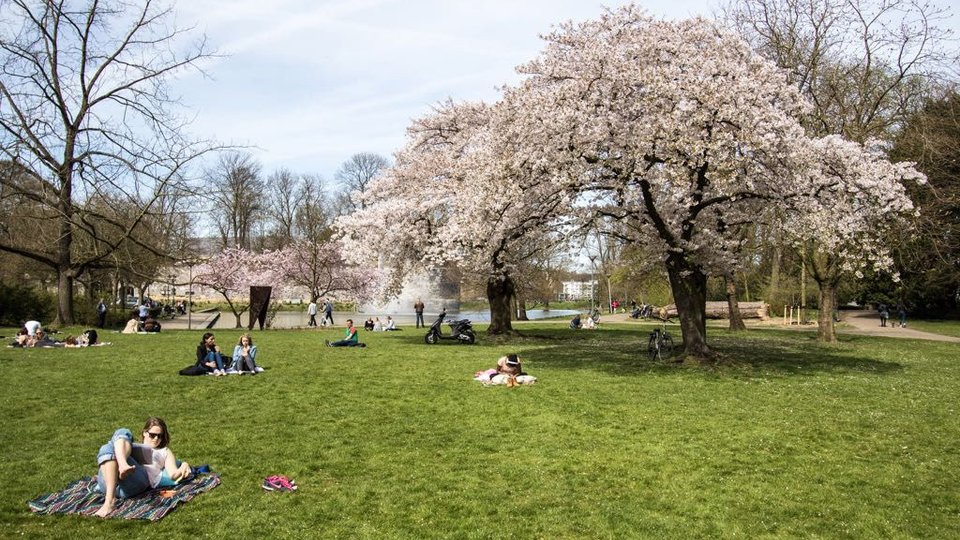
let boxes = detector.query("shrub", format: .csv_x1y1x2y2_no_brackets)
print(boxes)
0,283,55,326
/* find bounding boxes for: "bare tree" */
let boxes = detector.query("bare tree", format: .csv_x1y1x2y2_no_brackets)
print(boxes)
264,168,298,247
295,174,334,242
0,0,219,324
335,152,389,213
208,153,264,250
722,0,957,142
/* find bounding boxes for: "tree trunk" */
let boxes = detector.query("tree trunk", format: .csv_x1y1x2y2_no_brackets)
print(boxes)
724,271,747,331
486,274,515,334
515,293,529,321
816,280,839,343
56,270,75,326
665,253,710,359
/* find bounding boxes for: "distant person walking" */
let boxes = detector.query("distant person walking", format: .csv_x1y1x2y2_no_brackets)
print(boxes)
414,298,425,328
878,303,889,327
323,299,335,326
96,298,108,328
138,302,150,323
896,302,907,328
307,300,318,327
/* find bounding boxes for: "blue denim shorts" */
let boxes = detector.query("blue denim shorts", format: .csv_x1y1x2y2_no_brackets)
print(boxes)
95,428,151,498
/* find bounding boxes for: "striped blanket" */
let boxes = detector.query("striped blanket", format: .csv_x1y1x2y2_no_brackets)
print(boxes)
28,474,220,521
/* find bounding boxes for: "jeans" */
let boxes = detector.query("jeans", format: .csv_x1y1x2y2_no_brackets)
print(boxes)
205,351,224,371
95,429,151,498
416,313,424,328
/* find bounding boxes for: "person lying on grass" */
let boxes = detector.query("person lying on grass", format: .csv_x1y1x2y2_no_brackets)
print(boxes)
16,329,60,347
497,354,524,377
326,319,365,347
474,354,536,386
231,333,259,374
196,332,227,375
93,417,191,518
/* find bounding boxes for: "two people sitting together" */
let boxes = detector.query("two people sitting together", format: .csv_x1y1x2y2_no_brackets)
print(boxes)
182,332,259,375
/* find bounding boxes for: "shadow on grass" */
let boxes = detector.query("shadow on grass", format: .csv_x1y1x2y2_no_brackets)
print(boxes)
496,326,904,379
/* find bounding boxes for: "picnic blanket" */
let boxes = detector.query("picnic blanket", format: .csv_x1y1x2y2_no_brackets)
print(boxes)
27,473,220,521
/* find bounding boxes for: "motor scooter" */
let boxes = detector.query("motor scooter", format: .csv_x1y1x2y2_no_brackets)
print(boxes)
424,313,476,344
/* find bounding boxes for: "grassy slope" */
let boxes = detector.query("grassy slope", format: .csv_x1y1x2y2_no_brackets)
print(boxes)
0,323,957,539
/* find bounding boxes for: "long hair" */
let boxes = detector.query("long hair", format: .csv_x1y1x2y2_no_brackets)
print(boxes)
237,333,253,346
200,332,214,347
142,417,170,449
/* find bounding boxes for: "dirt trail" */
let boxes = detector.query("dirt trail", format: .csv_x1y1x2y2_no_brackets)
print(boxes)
833,310,960,343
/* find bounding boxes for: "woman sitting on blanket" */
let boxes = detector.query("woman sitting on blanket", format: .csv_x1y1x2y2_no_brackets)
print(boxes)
93,417,191,518
231,333,259,374
497,354,525,377
196,332,227,376
121,317,140,334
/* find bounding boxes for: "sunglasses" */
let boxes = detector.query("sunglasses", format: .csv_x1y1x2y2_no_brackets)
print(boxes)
145,431,163,440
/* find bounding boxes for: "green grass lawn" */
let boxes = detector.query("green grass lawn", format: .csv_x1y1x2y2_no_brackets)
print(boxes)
1,323,958,539
901,319,960,339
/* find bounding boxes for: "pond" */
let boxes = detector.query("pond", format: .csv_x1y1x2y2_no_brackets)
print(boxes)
209,308,581,329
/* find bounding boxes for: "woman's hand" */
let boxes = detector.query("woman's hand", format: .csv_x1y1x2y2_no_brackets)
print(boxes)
170,461,191,481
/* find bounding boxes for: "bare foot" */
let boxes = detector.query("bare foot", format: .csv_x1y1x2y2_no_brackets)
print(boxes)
93,502,114,518
117,462,135,479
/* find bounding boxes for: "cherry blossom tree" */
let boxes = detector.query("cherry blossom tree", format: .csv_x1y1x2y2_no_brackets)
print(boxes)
337,100,573,334
783,136,924,341
507,8,811,357
277,240,381,305
193,248,286,328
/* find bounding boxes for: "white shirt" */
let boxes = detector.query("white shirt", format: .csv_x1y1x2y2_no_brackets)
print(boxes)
24,320,41,336
307,302,317,315
131,444,170,488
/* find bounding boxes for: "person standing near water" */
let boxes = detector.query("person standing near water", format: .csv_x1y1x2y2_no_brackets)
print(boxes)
414,298,425,328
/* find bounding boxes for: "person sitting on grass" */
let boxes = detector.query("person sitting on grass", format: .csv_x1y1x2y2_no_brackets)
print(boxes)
142,317,161,333
121,316,140,334
497,353,524,377
196,332,227,375
384,316,399,331
363,317,375,331
92,417,191,518
326,319,364,347
231,333,259,374
569,313,582,329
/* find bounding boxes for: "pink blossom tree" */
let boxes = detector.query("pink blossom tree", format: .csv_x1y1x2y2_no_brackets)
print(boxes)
339,6,921,356
277,240,381,305
337,100,573,334
192,247,286,328
784,136,923,341
508,8,815,357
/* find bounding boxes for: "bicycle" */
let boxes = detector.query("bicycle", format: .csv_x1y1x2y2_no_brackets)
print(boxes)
647,317,674,360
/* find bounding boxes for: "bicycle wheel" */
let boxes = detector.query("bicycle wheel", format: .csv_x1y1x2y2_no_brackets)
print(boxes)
660,333,674,359
647,333,659,360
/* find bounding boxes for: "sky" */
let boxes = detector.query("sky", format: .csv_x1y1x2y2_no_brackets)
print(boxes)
169,0,717,183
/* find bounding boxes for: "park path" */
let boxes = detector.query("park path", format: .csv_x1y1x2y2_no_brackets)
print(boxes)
554,310,960,344
835,310,960,343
